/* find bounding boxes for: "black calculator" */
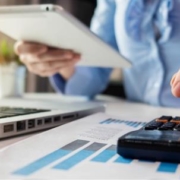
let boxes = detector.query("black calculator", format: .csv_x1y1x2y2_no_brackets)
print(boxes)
117,116,180,163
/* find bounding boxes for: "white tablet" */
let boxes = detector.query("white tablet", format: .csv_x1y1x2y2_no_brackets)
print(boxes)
0,4,131,68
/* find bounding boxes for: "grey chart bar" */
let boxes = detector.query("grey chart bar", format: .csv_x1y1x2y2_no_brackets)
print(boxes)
13,139,89,176
61,140,89,151
53,142,106,170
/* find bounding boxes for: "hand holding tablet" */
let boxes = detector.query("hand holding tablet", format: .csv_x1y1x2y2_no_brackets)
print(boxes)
14,41,80,78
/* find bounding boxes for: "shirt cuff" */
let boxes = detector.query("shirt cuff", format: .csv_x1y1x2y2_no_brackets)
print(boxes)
49,73,66,93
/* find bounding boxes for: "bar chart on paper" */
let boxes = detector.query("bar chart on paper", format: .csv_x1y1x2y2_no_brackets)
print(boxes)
13,139,179,177
99,118,147,128
0,113,180,179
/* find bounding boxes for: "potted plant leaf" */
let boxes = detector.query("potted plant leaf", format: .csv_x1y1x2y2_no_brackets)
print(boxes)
0,39,26,98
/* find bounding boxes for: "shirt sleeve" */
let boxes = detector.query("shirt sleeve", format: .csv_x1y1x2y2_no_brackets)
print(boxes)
50,0,119,98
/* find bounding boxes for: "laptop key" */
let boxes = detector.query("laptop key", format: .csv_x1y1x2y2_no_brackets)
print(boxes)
0,113,18,118
0,107,50,118
1,109,29,115
19,108,49,114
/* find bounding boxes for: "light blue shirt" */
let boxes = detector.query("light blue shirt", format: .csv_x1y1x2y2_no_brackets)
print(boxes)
50,0,180,107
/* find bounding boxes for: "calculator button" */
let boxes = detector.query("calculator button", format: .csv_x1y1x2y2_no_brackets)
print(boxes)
174,124,180,131
0,113,16,118
145,126,156,130
144,121,163,130
170,117,180,124
156,116,172,123
158,122,176,130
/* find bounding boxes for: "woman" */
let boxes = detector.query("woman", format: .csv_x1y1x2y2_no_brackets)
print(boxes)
15,0,180,107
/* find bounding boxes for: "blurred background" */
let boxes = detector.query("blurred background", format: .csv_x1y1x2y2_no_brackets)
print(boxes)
0,0,124,98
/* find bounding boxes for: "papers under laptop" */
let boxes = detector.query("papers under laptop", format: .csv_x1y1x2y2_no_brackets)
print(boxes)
0,96,104,139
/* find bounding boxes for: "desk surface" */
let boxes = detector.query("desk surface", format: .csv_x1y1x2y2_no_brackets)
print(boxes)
0,93,179,150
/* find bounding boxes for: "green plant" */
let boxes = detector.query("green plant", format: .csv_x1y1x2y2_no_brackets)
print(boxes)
0,40,21,65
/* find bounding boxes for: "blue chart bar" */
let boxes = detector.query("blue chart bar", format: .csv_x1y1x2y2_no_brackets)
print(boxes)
13,140,89,176
125,121,134,126
114,156,133,164
99,119,145,128
53,142,106,170
157,162,179,173
100,119,112,124
91,145,117,163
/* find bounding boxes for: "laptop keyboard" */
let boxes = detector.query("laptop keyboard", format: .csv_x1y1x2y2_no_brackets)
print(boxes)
0,106,50,118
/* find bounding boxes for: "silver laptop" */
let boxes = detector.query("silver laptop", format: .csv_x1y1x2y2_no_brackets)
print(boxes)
0,96,105,139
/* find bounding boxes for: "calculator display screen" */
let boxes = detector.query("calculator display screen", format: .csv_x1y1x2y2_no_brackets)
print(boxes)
125,130,180,142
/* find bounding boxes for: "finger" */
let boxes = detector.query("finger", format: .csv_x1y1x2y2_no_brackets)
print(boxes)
19,54,39,64
171,70,180,97
28,59,77,72
38,68,61,77
27,66,60,77
171,82,180,97
171,70,180,87
73,53,81,61
20,51,80,64
170,73,177,87
14,41,47,55
36,49,80,62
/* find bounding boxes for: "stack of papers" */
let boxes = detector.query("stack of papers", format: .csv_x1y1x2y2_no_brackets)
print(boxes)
0,113,179,179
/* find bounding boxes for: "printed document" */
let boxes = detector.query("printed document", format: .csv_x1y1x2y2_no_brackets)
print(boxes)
0,113,179,179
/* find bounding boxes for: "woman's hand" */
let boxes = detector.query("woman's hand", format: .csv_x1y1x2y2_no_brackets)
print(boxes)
14,41,81,79
171,70,180,97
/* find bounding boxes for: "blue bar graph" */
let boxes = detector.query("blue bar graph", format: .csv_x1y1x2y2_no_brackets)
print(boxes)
100,119,113,124
99,119,146,128
12,138,180,176
13,140,89,176
114,156,133,164
53,143,106,170
157,162,179,173
91,145,116,163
